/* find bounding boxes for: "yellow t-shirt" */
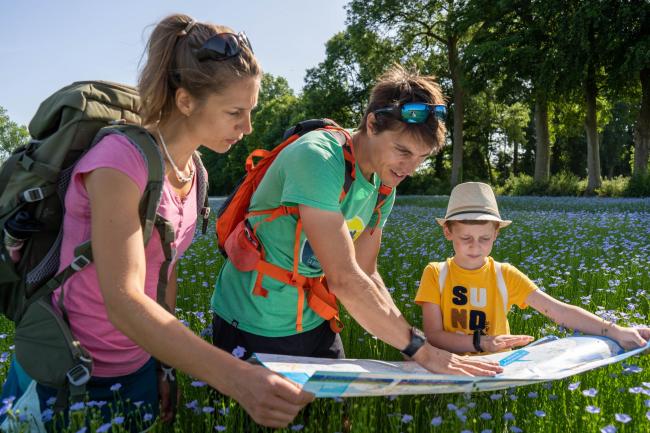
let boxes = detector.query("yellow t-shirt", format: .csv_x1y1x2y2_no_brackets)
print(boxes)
415,257,537,336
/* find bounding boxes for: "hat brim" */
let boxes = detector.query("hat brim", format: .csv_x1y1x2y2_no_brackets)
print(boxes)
436,213,511,228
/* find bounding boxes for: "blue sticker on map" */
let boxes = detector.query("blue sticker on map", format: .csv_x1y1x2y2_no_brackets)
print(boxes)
499,350,529,366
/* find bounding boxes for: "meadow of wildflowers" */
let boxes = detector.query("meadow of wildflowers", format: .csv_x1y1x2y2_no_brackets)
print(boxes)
0,196,648,432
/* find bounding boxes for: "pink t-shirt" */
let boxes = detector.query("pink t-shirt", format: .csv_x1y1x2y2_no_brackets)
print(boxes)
53,134,198,377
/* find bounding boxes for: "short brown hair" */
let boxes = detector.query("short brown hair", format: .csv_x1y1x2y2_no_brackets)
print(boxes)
358,64,446,153
138,14,261,126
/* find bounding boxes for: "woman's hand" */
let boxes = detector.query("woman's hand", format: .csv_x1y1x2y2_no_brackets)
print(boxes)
230,364,315,428
413,343,504,376
480,334,534,353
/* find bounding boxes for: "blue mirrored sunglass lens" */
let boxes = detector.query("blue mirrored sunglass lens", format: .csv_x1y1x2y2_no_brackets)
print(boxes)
401,109,429,123
433,105,446,120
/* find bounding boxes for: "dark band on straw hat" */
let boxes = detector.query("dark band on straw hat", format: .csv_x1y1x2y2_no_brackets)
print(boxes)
445,210,500,219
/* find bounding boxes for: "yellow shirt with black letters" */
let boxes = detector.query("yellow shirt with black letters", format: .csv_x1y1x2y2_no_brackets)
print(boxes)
415,257,537,336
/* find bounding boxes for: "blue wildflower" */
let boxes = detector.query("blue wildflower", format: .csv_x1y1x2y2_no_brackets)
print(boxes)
291,424,304,431
75,428,87,433
534,410,546,417
401,414,413,423
202,406,215,414
600,425,617,433
133,401,143,408
110,383,122,392
113,416,124,425
232,346,246,359
568,382,581,391
481,430,493,433
41,408,54,422
431,416,442,426
629,387,643,394
503,412,515,421
96,424,111,433
480,412,492,420
447,403,457,411
510,427,523,433
586,405,600,414
143,413,153,422
191,380,207,387
528,391,538,398
215,426,226,432
614,413,631,423
490,393,503,400
46,396,57,407
70,401,85,411
583,388,598,397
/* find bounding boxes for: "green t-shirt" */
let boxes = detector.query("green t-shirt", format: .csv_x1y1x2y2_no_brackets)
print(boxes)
211,129,396,337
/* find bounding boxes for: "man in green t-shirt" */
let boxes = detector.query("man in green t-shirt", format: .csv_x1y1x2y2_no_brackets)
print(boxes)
211,65,504,377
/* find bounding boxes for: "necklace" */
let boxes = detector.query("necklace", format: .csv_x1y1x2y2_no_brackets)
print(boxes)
157,128,194,184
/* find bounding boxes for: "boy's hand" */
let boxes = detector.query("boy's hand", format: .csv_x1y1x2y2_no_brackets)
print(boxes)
481,335,534,353
611,326,650,350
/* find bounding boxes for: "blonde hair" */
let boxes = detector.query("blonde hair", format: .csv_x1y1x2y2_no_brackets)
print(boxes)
358,65,446,153
138,14,261,126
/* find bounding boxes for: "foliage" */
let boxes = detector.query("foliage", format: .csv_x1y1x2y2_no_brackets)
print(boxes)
626,172,650,197
0,106,29,163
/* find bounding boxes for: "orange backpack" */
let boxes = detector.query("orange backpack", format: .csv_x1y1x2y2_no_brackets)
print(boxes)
216,119,393,333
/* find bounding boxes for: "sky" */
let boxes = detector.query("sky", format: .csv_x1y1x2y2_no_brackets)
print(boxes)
0,0,349,126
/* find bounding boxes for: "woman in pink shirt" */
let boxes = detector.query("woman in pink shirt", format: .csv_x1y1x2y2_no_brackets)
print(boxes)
2,13,313,431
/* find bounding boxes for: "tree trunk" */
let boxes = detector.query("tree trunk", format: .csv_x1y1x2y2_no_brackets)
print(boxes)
513,138,519,175
533,97,550,182
448,36,465,187
584,67,601,194
634,67,650,176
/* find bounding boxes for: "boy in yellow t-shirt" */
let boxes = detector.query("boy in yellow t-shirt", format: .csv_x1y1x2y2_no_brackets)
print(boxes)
415,182,650,354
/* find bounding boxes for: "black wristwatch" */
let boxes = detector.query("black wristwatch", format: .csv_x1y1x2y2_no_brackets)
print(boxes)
401,327,427,357
473,329,484,352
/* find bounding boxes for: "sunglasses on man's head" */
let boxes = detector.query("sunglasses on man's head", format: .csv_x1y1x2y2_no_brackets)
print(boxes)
195,32,253,62
374,102,447,124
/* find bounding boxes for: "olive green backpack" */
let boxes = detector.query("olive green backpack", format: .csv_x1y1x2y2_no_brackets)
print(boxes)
0,81,210,411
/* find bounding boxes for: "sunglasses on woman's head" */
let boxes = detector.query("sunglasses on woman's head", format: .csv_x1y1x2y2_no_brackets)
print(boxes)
195,32,253,62
374,102,447,124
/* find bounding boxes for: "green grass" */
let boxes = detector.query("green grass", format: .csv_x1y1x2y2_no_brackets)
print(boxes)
1,196,649,432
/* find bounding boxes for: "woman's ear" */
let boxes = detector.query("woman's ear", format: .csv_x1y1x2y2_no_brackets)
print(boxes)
175,87,196,117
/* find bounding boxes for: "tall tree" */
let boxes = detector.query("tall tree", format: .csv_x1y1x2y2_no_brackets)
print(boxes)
0,107,29,163
347,0,475,186
607,0,650,176
463,0,562,183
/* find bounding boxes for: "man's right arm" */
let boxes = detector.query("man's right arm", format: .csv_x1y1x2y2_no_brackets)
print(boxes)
299,204,503,376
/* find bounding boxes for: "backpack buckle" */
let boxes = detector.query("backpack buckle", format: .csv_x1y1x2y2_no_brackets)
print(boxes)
201,207,211,219
21,187,45,203
71,255,91,271
66,364,91,387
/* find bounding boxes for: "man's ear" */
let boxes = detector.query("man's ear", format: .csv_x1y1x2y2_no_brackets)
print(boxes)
366,112,377,136
175,87,196,117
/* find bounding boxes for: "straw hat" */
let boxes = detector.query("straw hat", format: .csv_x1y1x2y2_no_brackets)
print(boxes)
436,182,511,228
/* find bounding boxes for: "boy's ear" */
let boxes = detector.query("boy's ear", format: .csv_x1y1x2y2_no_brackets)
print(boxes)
442,224,453,240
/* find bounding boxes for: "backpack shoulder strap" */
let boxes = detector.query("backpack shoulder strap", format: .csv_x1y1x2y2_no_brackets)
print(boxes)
438,260,449,296
494,260,508,314
192,152,210,234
